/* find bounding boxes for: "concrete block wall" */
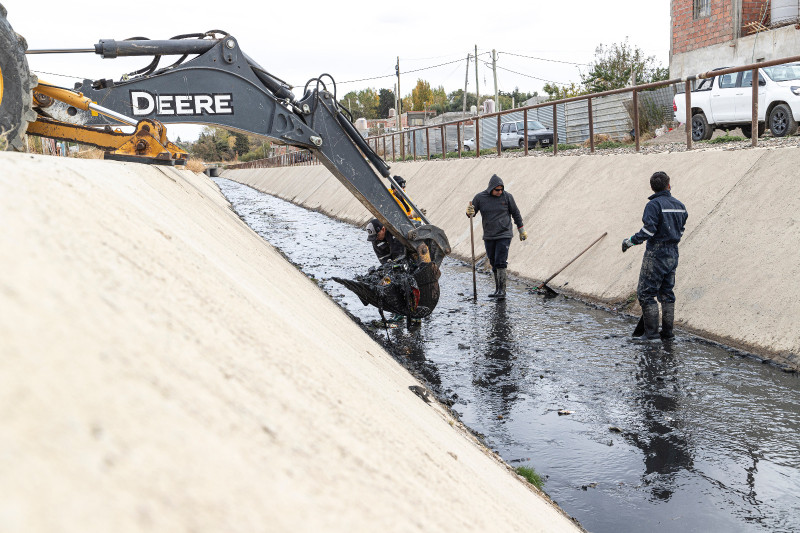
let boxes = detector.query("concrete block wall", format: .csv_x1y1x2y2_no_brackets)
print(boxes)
223,147,800,368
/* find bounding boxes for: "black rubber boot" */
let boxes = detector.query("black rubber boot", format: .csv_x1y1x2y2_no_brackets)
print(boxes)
660,302,675,339
641,302,661,341
495,268,507,300
488,270,500,298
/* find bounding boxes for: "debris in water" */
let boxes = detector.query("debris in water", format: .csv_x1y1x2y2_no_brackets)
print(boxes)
408,385,431,404
558,410,574,416
333,259,440,318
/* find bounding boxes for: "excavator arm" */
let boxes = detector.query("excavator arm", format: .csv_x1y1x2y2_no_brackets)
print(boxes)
0,17,450,317
33,34,450,266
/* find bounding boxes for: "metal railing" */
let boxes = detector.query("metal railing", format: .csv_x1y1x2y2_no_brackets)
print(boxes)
226,54,800,169
225,150,321,170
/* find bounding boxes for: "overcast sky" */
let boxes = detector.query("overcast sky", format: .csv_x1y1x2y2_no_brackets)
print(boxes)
9,0,670,140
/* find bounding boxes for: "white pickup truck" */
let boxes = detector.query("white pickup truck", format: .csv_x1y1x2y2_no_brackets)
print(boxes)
673,62,800,141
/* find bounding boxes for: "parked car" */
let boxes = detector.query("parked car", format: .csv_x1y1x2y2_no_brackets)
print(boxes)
500,120,554,149
673,62,800,140
463,137,476,151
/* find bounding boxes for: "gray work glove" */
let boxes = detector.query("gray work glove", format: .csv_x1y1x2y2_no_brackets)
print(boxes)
622,237,636,253
466,204,475,217
518,227,528,241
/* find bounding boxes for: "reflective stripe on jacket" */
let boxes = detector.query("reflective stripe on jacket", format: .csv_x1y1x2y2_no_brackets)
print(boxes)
631,190,688,248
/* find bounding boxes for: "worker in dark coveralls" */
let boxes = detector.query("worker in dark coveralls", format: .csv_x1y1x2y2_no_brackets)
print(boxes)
466,174,527,299
365,218,405,264
622,171,688,340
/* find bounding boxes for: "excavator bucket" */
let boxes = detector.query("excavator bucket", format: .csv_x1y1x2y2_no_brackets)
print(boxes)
333,259,440,319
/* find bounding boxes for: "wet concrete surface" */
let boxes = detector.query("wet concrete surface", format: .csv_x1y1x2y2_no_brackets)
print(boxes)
216,178,800,533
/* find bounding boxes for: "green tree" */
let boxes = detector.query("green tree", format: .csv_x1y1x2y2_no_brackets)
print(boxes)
411,79,433,112
447,89,477,112
581,39,669,93
357,88,379,119
429,85,448,114
233,132,250,156
378,88,395,118
543,82,585,101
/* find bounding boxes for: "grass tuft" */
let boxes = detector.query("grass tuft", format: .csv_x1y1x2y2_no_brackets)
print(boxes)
704,135,745,144
515,466,545,489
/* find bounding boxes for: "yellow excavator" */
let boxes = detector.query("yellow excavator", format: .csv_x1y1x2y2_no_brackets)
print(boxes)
0,4,450,319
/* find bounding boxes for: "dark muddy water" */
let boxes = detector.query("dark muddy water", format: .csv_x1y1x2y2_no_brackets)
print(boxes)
215,178,800,533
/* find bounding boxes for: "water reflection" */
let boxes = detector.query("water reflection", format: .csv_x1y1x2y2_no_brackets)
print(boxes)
628,343,694,501
473,301,519,417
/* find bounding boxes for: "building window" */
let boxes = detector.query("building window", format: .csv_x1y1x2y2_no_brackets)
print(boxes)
694,0,710,19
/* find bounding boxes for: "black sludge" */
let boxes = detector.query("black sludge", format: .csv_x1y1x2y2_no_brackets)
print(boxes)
333,259,440,318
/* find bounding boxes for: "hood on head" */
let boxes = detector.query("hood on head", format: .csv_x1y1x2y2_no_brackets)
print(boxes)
487,174,504,193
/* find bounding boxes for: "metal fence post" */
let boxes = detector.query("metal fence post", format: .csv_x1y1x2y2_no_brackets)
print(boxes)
457,122,462,158
552,104,558,155
523,108,529,156
441,126,446,159
685,80,692,150
496,114,502,155
633,89,640,152
751,67,759,148
588,97,595,153
475,119,481,157
426,127,430,160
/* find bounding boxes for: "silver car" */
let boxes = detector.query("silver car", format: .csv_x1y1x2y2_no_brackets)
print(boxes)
463,137,476,151
500,120,554,149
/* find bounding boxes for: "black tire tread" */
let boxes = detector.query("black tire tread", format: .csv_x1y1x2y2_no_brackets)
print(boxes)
0,4,37,152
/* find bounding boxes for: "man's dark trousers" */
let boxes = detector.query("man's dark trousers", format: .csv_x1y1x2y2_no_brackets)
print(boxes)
485,238,511,272
637,242,679,305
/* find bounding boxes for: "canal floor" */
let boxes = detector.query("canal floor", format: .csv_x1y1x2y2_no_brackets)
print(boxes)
216,178,799,533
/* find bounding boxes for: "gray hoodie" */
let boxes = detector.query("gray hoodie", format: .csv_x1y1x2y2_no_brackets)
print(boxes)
470,174,524,240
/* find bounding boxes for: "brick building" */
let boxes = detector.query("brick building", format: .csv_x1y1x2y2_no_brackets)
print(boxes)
671,0,800,82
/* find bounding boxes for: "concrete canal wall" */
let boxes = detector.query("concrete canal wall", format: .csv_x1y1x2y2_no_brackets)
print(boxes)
0,152,581,532
223,146,800,369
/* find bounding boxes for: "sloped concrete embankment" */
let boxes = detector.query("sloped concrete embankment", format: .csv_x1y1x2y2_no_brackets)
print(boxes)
223,148,800,369
0,152,581,532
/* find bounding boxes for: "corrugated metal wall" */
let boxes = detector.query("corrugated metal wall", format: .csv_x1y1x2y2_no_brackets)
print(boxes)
564,86,675,144
382,85,676,157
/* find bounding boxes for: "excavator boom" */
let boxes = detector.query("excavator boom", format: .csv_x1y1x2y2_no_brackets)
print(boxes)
0,14,451,317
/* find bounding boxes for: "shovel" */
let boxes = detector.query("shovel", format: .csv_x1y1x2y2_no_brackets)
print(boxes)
531,232,607,299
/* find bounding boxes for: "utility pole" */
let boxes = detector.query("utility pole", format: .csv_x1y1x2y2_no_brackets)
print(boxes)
463,53,470,118
396,57,402,131
394,82,399,130
492,49,499,112
474,45,480,114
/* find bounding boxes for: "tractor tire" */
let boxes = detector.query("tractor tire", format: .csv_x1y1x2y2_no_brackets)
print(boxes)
0,4,37,152
768,103,798,137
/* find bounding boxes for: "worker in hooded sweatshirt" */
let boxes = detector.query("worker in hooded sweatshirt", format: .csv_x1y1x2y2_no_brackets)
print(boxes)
622,171,688,340
466,174,526,299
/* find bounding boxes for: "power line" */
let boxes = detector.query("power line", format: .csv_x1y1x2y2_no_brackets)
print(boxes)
497,51,592,67
494,65,572,86
338,57,467,85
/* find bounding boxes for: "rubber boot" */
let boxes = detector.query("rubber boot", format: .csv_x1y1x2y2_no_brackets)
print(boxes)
640,302,661,341
488,271,500,298
660,302,675,339
495,268,507,300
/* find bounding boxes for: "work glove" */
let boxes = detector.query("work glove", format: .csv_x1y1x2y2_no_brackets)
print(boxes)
519,228,528,241
466,204,475,217
622,237,636,253
420,208,427,216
